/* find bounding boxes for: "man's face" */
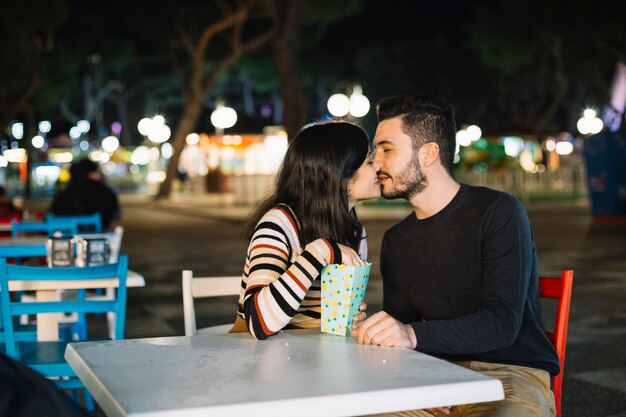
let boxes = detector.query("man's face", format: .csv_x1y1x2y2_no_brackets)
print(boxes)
373,117,427,200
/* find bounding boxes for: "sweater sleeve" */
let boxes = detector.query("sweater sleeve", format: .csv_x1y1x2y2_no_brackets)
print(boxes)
242,212,341,340
409,196,535,355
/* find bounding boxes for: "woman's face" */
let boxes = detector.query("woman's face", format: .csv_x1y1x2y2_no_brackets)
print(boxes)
347,153,381,207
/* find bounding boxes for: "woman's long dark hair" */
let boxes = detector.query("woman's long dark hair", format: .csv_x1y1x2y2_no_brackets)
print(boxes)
245,121,370,249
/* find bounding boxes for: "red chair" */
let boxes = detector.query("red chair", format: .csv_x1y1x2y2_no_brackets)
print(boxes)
539,270,574,417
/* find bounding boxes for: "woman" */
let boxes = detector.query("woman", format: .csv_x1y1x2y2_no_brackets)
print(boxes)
233,121,380,339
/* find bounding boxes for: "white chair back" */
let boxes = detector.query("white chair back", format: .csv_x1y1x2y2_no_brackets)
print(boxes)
182,270,241,336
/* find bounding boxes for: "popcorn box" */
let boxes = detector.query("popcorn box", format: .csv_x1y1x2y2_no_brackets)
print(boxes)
321,263,371,336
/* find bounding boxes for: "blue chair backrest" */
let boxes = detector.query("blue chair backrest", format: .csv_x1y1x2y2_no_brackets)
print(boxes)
11,214,102,238
11,220,60,239
0,242,47,258
46,213,102,234
0,255,128,359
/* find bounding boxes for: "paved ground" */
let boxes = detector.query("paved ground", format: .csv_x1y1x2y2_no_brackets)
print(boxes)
34,193,625,417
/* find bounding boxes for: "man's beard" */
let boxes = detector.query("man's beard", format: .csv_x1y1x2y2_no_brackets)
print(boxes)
380,153,427,200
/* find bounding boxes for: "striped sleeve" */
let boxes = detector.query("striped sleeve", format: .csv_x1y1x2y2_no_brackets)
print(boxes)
242,209,340,340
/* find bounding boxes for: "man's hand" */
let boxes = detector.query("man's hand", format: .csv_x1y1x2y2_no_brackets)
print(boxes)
350,302,367,334
354,311,417,348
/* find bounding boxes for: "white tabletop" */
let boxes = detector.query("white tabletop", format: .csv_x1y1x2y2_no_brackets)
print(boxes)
8,269,145,291
66,329,504,417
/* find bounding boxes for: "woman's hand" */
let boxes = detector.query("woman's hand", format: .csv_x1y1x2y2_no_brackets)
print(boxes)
337,243,366,267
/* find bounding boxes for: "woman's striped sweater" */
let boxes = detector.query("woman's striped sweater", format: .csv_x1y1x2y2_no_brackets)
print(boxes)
236,205,368,340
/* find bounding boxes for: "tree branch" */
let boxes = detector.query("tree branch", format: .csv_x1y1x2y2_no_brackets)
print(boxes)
216,0,233,16
192,3,251,91
175,23,195,59
168,52,191,101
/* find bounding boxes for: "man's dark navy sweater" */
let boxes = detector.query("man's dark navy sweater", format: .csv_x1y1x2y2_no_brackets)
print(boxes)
381,184,559,376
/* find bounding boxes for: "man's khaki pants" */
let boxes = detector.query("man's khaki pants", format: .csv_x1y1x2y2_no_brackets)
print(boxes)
367,361,556,417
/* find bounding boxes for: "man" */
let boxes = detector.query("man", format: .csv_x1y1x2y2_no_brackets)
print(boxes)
356,95,558,416
48,158,121,230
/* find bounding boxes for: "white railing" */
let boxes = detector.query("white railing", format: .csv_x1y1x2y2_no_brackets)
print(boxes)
455,163,587,202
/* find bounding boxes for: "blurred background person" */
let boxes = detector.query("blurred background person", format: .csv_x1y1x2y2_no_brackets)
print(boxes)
48,158,121,231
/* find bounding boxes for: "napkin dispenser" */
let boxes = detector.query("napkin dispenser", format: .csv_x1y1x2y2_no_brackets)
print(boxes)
75,236,110,267
46,237,75,267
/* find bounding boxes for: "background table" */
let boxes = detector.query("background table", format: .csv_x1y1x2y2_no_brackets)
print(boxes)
66,329,504,417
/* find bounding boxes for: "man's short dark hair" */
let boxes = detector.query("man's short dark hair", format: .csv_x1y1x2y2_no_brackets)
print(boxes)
69,158,99,183
377,94,456,176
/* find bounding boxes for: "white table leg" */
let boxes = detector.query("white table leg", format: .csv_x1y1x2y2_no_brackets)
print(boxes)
106,287,115,339
36,289,59,341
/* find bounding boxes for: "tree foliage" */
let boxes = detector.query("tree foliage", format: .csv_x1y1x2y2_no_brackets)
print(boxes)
468,0,626,133
0,0,69,130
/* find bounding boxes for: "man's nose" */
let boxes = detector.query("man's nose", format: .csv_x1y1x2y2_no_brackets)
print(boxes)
372,151,383,167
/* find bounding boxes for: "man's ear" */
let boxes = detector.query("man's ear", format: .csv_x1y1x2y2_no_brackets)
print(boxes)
421,142,440,167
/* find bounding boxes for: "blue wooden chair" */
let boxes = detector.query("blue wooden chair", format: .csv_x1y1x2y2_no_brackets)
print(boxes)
0,255,128,409
0,241,83,336
46,213,102,234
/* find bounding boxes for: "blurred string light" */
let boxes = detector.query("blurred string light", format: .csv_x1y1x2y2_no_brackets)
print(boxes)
466,125,482,141
101,136,120,153
327,84,370,118
555,141,574,155
111,121,122,136
349,85,370,117
131,146,151,165
34,166,61,183
77,120,91,133
38,121,51,134
186,133,200,146
11,122,24,139
455,129,471,147
519,151,537,173
456,124,482,147
327,93,350,117
146,171,166,183
138,115,171,144
161,142,173,159
31,135,45,149
576,109,603,135
501,136,524,157
210,99,237,130
52,152,74,163
3,149,26,163
69,126,82,139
